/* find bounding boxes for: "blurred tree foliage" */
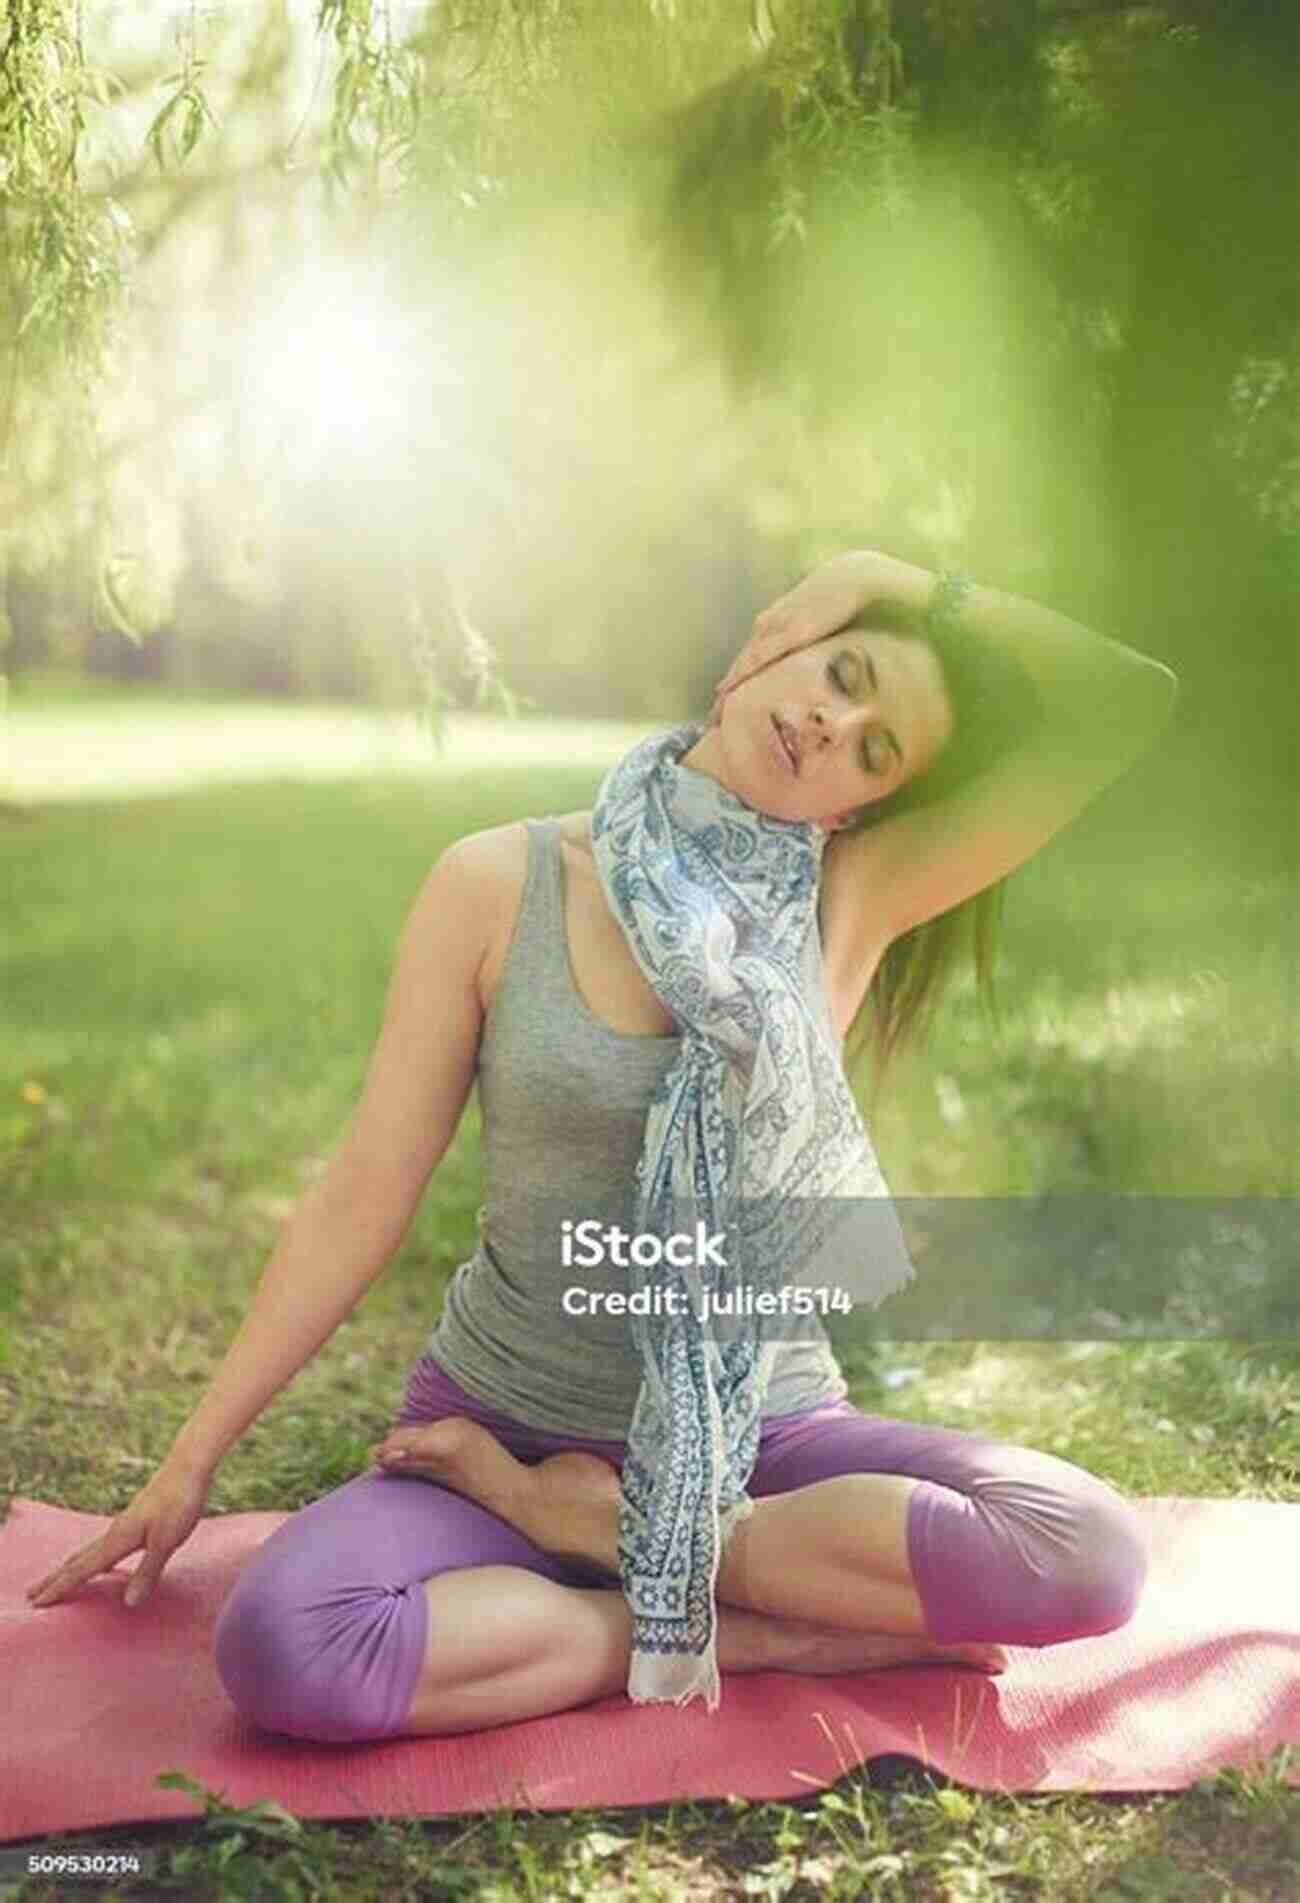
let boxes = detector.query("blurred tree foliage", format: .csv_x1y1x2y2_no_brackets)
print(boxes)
1,0,1296,820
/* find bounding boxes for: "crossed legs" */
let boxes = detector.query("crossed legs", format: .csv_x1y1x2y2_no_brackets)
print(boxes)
214,1392,1147,1743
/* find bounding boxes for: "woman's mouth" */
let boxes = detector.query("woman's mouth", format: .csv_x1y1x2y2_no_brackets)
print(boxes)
771,714,800,776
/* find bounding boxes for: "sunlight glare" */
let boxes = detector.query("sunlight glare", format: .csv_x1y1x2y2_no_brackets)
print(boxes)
245,272,425,467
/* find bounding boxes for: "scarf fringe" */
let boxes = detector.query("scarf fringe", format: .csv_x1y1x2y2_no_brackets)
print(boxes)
627,1649,722,1712
623,1493,757,1711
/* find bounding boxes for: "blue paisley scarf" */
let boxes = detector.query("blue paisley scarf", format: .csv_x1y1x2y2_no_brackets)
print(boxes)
590,719,915,1709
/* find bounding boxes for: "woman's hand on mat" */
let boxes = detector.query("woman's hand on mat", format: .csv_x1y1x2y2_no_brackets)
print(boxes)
25,1466,210,1610
711,550,912,714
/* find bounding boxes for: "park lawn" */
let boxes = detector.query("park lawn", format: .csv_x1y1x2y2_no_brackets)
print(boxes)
2,756,1297,1901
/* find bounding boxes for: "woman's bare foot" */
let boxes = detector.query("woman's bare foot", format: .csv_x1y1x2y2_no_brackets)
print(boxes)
762,1621,1007,1677
370,1418,622,1572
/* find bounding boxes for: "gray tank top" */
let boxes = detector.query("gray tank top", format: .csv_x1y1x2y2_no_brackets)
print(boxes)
425,815,848,1437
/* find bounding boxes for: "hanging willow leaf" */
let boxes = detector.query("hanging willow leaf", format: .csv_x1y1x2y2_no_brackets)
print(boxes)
97,554,146,647
179,93,205,162
145,89,188,171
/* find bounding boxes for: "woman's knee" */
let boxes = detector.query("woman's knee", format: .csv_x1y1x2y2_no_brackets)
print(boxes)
991,1475,1148,1644
213,1557,427,1744
924,1461,1149,1647
1053,1486,1148,1638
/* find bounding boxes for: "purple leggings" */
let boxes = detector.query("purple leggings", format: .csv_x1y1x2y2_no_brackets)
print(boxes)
214,1354,1147,1743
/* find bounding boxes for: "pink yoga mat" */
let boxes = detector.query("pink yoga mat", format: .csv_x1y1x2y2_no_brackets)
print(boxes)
2,1495,1297,1843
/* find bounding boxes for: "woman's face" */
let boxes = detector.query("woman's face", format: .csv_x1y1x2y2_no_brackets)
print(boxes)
687,629,955,830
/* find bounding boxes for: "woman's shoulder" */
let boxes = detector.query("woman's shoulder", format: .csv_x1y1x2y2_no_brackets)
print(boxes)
444,810,588,888
443,816,528,882
448,813,588,1012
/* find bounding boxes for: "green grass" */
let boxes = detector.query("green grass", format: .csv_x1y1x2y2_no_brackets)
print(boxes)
2,717,1297,1900
0,678,659,807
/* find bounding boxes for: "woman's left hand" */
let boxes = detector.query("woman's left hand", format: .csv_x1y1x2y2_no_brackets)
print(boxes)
709,550,910,725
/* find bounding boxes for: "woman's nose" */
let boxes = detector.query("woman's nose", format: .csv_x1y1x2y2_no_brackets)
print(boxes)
809,703,856,749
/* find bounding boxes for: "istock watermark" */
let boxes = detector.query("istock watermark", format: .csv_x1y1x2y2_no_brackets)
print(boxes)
529,1195,1298,1342
559,1217,728,1270
557,1217,858,1322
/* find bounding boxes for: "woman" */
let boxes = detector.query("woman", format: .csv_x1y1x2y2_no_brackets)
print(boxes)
27,547,1176,1743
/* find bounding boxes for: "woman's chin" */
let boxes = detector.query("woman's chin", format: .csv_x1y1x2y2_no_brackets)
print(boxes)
739,784,830,829
681,725,825,827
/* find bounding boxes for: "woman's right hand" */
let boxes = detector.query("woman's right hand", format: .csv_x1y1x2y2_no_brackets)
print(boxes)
25,1463,211,1611
712,551,891,711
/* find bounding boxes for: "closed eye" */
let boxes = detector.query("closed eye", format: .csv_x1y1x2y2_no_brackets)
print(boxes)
828,651,903,774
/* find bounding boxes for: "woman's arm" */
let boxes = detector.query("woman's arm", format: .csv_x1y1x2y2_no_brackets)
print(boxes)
725,550,1174,738
165,835,495,1480
727,551,1177,980
26,838,496,1607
